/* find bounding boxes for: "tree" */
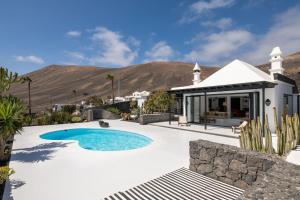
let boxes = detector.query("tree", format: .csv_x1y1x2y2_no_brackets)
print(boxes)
86,95,103,107
21,76,32,115
106,74,114,104
0,96,24,161
144,90,175,113
0,67,19,96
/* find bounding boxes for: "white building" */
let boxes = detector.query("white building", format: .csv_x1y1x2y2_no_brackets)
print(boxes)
125,91,150,108
170,47,299,132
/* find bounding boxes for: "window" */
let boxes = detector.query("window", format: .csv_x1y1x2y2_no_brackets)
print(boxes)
208,97,227,112
231,96,249,118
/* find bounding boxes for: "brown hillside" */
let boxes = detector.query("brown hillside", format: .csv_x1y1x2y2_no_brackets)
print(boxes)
10,62,218,112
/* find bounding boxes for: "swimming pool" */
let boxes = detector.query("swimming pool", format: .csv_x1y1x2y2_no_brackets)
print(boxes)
40,128,153,151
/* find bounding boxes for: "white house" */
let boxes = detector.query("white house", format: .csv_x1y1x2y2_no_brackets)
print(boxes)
170,47,299,132
125,91,150,107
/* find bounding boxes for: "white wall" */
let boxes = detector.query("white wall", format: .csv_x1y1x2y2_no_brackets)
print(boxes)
265,81,294,132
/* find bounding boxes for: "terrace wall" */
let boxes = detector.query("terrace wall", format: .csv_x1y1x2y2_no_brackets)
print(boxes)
189,139,300,199
139,113,172,125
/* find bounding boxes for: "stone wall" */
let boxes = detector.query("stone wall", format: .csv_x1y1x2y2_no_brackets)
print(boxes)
190,140,300,199
83,108,121,120
139,113,172,125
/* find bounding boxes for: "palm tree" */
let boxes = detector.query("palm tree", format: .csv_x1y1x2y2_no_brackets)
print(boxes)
106,74,114,104
0,96,24,161
21,76,32,115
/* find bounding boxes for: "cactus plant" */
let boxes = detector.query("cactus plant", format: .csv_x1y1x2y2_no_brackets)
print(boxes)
239,107,300,156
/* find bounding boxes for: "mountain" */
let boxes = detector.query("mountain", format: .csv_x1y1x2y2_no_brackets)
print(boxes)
9,52,300,113
9,62,218,112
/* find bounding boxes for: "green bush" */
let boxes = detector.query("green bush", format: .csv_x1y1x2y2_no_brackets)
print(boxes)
0,166,14,184
23,115,33,126
86,96,103,106
121,113,131,121
61,105,76,114
106,107,120,115
50,111,71,124
143,90,175,113
71,116,82,123
37,114,52,125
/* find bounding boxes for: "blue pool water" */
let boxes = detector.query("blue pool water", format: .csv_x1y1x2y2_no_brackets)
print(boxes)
40,128,152,151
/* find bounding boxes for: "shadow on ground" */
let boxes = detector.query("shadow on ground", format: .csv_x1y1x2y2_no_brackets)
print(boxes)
11,142,71,163
3,179,26,200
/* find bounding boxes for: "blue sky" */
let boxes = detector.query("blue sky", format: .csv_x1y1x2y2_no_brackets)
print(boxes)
1,0,300,74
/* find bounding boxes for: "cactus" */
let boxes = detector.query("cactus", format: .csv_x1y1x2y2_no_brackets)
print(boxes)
239,107,300,156
264,114,273,154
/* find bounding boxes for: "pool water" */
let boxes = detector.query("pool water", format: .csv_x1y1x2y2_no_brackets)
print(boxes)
40,128,153,151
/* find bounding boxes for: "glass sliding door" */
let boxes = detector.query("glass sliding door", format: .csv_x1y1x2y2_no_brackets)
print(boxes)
186,96,193,122
193,96,200,123
186,96,201,123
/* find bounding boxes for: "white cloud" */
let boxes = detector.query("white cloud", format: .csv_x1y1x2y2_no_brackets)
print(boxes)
127,36,141,47
66,31,81,38
180,0,235,23
89,27,138,66
15,55,45,64
144,41,175,62
65,51,85,60
241,5,300,64
201,17,233,30
185,29,253,63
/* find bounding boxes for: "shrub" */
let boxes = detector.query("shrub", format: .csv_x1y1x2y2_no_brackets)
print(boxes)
37,114,52,125
71,116,82,123
131,108,140,116
50,111,71,124
121,113,131,121
0,166,14,184
61,105,76,114
23,115,33,126
106,107,120,115
86,96,103,106
143,90,175,113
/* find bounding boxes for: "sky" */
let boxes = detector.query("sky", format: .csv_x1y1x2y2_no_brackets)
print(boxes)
1,0,300,74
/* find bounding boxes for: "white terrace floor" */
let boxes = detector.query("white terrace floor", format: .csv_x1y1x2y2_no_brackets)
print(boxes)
3,120,299,200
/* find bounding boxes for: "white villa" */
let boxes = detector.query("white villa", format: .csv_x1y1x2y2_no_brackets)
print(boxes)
170,47,299,132
125,91,150,107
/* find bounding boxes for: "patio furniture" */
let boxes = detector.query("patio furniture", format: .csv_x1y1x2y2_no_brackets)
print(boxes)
178,116,190,126
232,121,248,134
99,120,109,128
101,168,244,200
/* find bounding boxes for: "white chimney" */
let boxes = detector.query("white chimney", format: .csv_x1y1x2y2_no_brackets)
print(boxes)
269,47,284,79
193,62,201,85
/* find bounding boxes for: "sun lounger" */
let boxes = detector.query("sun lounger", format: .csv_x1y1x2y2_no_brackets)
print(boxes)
232,121,248,134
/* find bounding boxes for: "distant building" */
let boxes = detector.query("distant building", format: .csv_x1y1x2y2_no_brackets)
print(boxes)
106,97,126,105
125,91,150,108
169,47,299,132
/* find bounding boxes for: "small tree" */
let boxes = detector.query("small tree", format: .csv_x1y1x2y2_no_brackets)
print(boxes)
0,67,19,96
86,96,103,107
144,90,175,113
